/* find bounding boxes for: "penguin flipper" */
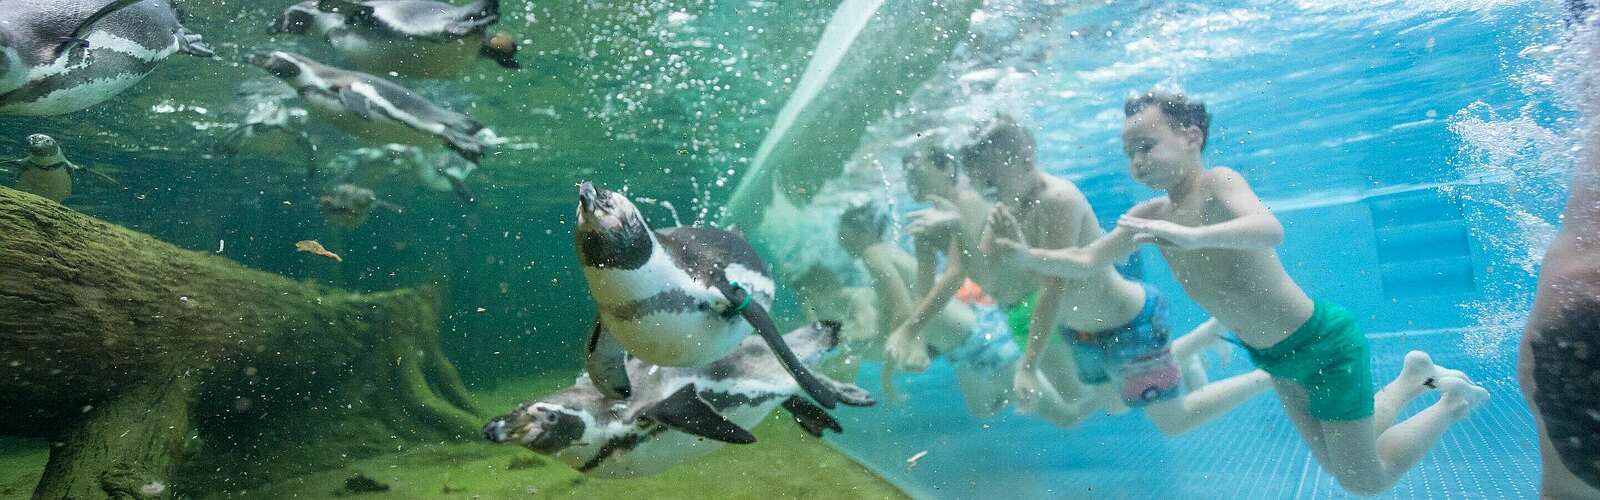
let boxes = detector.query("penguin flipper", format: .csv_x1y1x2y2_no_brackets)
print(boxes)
782,396,841,437
643,385,756,444
337,88,376,121
585,319,632,400
57,0,149,56
72,164,120,186
438,166,478,205
719,284,841,409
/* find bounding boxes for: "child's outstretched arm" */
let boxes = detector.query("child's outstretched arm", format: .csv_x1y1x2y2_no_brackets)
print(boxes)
1119,168,1284,250
994,198,1165,276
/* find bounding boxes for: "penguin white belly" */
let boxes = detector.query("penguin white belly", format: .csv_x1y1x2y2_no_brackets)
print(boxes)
607,313,749,367
305,93,436,146
0,32,176,116
16,168,72,203
585,253,753,367
330,31,481,78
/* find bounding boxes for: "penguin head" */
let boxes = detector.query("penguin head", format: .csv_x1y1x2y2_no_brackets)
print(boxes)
484,401,591,455
247,52,308,84
575,181,653,269
25,134,58,157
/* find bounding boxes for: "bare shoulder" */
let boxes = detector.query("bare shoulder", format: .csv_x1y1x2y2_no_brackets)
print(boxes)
1200,166,1255,192
1038,177,1092,215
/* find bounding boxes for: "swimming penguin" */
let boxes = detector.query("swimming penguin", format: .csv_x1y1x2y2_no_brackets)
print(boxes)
483,320,874,478
319,183,403,228
248,51,488,202
574,182,848,409
215,100,321,179
0,0,213,116
3,134,116,203
270,0,519,79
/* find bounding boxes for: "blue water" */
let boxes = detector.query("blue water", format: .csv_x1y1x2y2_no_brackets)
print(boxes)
820,1,1570,497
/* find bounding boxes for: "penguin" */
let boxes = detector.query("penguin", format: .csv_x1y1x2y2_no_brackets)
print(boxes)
483,320,874,478
3,134,116,203
270,0,519,79
319,183,402,229
0,0,213,116
247,51,487,203
214,99,320,179
574,182,847,409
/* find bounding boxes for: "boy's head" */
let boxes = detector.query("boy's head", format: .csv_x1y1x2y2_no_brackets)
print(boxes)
837,203,889,256
1122,91,1210,190
905,147,959,201
960,116,1037,200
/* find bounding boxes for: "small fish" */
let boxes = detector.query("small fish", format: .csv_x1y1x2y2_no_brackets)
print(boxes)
906,450,928,470
295,240,342,262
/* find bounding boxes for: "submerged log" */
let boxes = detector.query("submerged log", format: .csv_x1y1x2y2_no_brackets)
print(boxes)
0,187,480,498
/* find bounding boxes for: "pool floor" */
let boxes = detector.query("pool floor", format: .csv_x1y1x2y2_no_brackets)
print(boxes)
826,329,1540,499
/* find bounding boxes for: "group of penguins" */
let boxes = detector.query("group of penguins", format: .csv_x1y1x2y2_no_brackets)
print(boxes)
2,0,514,220
2,0,876,479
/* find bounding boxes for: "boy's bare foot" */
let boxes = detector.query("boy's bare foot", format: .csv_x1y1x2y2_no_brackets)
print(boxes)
1399,351,1473,390
1435,376,1490,417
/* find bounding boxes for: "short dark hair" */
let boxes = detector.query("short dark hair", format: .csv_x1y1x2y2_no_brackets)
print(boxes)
1125,91,1211,150
960,116,1035,166
838,203,889,242
907,147,958,178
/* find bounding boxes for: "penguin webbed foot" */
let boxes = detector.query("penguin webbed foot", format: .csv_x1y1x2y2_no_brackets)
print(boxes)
585,321,632,400
177,29,214,58
782,396,842,437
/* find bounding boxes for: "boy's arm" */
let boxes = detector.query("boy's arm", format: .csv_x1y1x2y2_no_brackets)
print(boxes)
997,198,1166,276
895,237,966,338
1120,168,1284,250
861,248,917,327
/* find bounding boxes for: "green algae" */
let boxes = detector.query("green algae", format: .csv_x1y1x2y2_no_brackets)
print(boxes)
0,372,903,499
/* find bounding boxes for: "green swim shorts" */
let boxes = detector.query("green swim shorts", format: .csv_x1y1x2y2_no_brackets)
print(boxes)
1243,301,1375,421
1002,294,1037,347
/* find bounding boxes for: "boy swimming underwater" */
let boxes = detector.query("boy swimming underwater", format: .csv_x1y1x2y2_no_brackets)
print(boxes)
964,118,1272,435
1043,91,1489,495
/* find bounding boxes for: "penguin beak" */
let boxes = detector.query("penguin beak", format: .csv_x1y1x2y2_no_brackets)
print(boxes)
578,181,598,212
245,53,272,68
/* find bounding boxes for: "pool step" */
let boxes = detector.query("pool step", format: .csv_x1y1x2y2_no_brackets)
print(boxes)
1366,190,1477,299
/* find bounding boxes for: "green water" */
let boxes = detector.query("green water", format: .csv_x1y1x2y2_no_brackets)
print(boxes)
0,0,924,497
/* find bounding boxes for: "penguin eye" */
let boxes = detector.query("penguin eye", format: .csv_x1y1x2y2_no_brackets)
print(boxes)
543,412,559,424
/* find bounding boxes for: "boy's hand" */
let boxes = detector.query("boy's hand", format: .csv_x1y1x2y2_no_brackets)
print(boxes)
885,326,931,372
907,196,960,239
981,205,1024,253
990,237,1032,264
1119,215,1201,249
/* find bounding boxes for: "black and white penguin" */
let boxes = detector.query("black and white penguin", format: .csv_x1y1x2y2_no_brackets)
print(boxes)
0,0,213,116
214,100,320,179
270,0,518,79
2,134,115,203
483,320,873,478
247,51,488,202
574,182,846,409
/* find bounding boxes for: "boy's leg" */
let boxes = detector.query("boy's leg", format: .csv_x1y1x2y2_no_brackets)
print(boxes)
1374,351,1471,430
1143,369,1272,436
1321,373,1487,496
1275,379,1335,468
1171,318,1224,389
954,364,1009,419
1026,340,1106,427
